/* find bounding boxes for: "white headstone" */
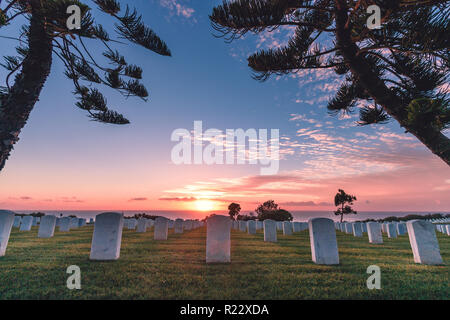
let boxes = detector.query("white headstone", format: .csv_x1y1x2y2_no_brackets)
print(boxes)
154,217,169,240
256,221,263,230
308,218,339,265
59,217,71,232
387,223,397,238
0,210,15,256
367,222,383,244
247,220,256,234
90,212,124,261
344,223,353,234
352,222,363,237
276,221,283,231
32,216,38,226
206,215,231,263
446,225,450,236
38,215,57,238
183,220,193,230
69,217,79,229
283,221,293,235
300,222,308,231
293,222,301,232
127,218,137,230
20,216,33,231
263,219,277,242
238,220,246,232
397,223,407,235
78,218,86,227
137,218,147,233
13,216,21,228
174,219,184,234
406,220,442,265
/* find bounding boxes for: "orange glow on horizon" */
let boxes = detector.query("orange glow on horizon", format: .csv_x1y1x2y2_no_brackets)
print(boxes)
193,199,217,212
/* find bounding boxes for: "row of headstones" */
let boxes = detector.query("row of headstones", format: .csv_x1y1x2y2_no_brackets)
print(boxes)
336,221,450,239
232,220,308,241
429,218,450,224
122,217,203,241
435,224,450,235
92,215,204,259
216,217,337,264
12,215,90,235
230,217,444,265
0,211,83,256
0,211,204,259
336,220,445,264
0,211,445,266
40,213,309,263
335,221,409,239
13,215,41,230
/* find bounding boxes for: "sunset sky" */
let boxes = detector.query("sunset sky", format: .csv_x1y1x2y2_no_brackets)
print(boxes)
0,0,449,213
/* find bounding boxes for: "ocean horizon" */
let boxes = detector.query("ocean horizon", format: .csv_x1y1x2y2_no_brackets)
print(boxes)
11,210,450,222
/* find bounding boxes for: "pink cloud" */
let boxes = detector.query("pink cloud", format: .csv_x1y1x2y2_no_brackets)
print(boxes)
129,197,148,201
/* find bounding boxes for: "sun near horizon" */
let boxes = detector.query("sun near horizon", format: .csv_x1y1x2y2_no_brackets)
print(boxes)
193,199,219,212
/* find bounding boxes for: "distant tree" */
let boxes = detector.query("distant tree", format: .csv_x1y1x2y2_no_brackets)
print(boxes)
255,200,293,221
360,213,448,223
236,214,257,221
382,216,400,222
258,208,293,221
255,200,279,215
210,0,450,165
377,213,447,222
334,189,357,222
132,213,159,220
0,0,171,171
30,212,45,217
228,202,241,220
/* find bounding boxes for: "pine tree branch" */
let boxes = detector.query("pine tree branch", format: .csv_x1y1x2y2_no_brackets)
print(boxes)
335,0,450,165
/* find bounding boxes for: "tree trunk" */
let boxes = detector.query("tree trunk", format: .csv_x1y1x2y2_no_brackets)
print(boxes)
335,0,450,166
0,9,53,171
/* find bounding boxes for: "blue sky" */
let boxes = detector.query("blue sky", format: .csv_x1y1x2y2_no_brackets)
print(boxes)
0,0,449,212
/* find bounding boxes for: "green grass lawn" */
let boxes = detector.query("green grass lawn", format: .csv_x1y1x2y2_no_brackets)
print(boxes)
0,225,448,299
